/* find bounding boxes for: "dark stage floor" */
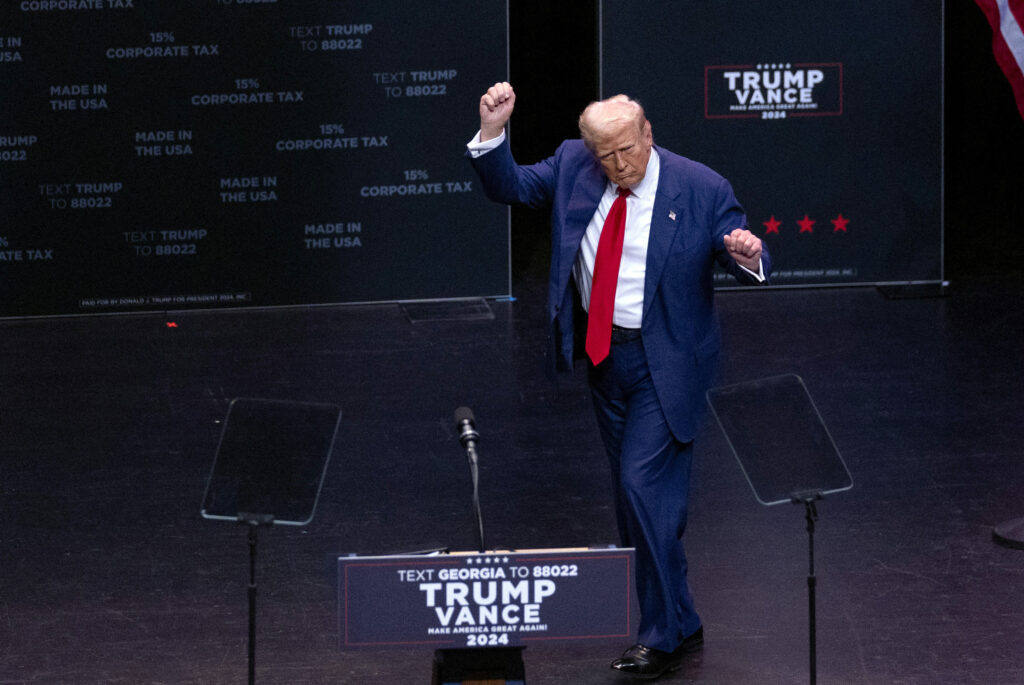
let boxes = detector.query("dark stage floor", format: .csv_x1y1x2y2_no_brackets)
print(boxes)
2,268,1023,684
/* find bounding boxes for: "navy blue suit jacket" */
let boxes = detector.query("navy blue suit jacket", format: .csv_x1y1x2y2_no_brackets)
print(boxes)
468,137,771,442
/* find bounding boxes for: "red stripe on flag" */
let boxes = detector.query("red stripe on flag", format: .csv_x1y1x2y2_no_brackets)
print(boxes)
1013,0,1024,29
975,0,1024,119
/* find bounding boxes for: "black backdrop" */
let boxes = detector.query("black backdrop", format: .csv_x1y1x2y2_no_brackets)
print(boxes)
1,2,1021,319
0,1,509,317
506,1,1023,287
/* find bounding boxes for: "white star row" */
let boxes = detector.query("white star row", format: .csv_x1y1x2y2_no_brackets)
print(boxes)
465,556,510,565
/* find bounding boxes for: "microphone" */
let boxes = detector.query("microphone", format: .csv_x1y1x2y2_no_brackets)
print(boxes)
454,406,485,553
454,406,480,450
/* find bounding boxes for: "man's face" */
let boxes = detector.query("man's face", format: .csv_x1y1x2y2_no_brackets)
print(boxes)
592,119,653,189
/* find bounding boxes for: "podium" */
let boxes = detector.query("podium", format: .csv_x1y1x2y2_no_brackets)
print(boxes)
338,546,637,684
707,374,853,685
333,407,636,682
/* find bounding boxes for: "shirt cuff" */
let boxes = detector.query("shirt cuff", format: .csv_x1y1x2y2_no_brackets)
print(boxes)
739,258,766,282
466,130,505,158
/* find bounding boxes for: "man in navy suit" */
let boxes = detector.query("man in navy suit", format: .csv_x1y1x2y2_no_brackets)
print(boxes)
467,82,770,679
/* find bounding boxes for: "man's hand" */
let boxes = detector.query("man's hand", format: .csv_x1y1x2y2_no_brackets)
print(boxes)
479,82,515,142
723,228,763,272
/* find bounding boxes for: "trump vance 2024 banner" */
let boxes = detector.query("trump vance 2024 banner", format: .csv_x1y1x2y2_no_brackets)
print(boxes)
601,0,943,288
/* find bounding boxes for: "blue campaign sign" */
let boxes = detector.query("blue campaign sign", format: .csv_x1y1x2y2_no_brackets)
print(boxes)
338,548,636,649
601,0,943,288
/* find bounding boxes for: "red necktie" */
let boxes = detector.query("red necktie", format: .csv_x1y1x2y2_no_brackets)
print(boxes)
585,186,630,365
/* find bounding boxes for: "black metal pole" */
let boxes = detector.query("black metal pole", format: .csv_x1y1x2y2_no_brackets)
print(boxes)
467,444,485,553
248,522,258,685
804,499,818,685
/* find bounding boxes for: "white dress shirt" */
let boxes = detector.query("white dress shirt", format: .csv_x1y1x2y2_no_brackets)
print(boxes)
572,150,659,329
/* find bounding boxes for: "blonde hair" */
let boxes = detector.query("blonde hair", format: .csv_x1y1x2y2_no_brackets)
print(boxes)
578,95,647,151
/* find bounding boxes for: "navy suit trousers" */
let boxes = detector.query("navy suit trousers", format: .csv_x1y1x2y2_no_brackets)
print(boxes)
588,333,701,652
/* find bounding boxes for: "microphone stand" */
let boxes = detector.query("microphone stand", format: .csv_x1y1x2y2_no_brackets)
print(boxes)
465,438,485,553
440,409,530,685
455,408,485,553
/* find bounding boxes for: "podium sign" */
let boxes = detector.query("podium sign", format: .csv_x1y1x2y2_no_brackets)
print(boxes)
338,548,636,649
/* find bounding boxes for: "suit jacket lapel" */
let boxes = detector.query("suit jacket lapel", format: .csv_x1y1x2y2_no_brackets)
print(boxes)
644,159,684,323
555,160,605,306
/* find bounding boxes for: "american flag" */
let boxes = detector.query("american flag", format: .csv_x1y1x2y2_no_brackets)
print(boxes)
975,0,1024,119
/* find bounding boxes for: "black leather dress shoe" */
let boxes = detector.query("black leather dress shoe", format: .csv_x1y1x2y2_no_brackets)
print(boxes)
610,627,704,679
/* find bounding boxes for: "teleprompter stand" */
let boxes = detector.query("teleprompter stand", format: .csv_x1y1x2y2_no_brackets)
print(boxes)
707,374,853,685
238,511,273,685
201,398,342,685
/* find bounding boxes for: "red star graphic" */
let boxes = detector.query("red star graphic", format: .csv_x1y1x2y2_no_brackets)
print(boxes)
798,214,815,233
762,215,781,234
831,213,850,232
